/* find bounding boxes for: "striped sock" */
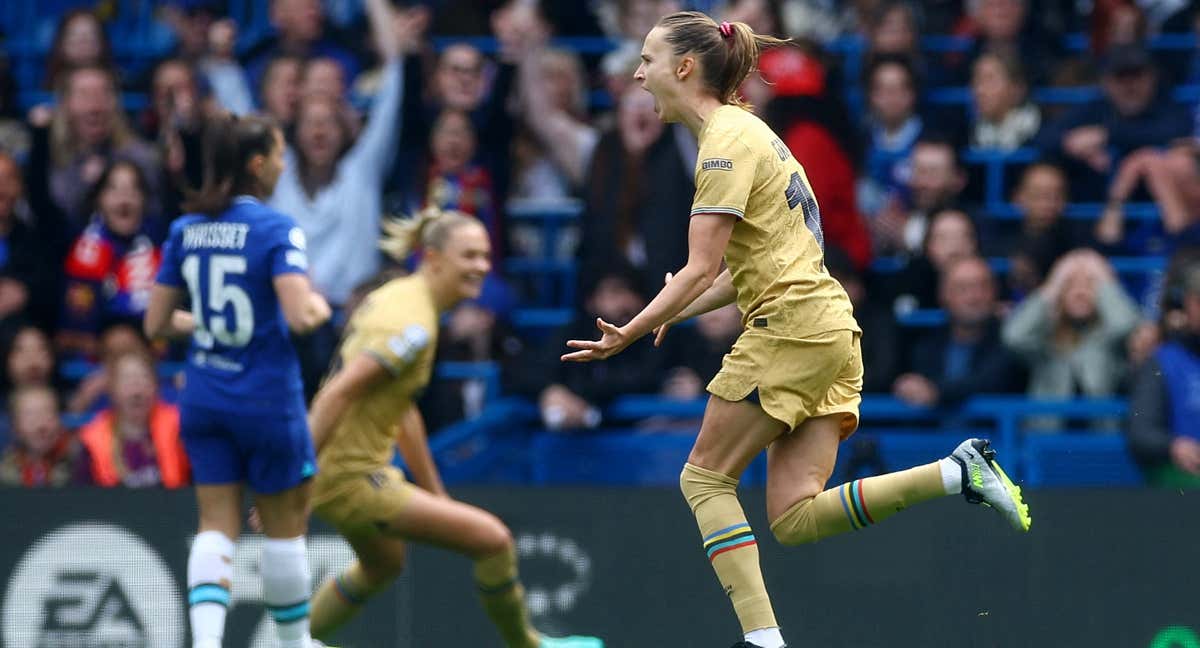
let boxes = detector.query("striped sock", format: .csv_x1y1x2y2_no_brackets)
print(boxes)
837,479,876,531
261,537,312,648
771,462,946,544
187,531,234,648
703,522,758,562
311,565,372,639
681,463,777,634
475,548,540,648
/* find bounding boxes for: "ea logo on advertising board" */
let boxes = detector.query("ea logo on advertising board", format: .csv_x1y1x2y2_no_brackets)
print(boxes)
2,523,183,648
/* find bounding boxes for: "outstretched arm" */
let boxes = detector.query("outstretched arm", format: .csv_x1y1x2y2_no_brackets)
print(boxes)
563,213,734,362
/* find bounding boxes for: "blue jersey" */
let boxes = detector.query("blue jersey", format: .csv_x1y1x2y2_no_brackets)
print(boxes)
156,197,308,414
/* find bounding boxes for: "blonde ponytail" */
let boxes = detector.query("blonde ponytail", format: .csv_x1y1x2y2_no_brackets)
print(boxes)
379,207,480,262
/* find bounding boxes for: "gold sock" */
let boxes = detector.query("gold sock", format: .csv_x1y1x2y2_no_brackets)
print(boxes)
310,563,373,639
475,547,541,648
771,462,946,545
680,462,777,634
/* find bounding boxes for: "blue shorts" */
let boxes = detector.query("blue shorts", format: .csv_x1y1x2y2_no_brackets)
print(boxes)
180,402,317,494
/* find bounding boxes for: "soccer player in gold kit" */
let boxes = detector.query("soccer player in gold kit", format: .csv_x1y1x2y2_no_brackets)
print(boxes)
305,208,601,648
563,12,1031,648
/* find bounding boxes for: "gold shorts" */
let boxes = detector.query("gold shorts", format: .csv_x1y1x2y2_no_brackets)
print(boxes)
707,328,862,438
312,465,414,534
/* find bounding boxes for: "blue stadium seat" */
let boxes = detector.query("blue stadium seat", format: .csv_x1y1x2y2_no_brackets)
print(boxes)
1022,434,1143,487
530,431,768,486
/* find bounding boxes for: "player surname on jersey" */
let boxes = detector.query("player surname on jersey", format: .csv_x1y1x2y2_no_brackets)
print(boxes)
182,223,252,250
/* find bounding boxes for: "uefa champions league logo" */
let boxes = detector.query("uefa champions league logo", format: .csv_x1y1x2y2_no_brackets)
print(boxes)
515,532,593,621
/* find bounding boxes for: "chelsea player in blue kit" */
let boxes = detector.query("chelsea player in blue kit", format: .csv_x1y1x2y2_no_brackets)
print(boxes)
145,114,331,648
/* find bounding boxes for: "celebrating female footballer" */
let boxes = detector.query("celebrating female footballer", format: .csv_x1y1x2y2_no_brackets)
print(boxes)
562,12,1031,648
304,208,601,648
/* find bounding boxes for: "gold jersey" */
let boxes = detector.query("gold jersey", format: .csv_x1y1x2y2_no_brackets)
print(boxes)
318,274,439,475
691,105,859,338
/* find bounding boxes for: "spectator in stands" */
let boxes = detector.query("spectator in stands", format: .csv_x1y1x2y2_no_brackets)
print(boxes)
754,43,873,270
1089,0,1148,65
198,17,255,115
302,57,348,101
0,326,61,446
0,153,59,332
1128,258,1200,487
578,83,693,299
0,58,30,159
891,207,980,313
0,386,83,487
420,109,502,254
1036,44,1192,201
984,162,1085,298
515,44,598,200
65,323,154,416
968,49,1041,151
144,59,215,220
258,55,304,131
241,0,359,95
893,256,1024,406
660,303,742,401
860,55,924,217
141,59,206,143
58,160,162,360
300,56,362,132
1097,142,1200,252
950,0,1058,86
1,326,57,395
351,3,428,107
43,9,114,89
527,267,665,430
152,0,252,115
269,0,402,397
34,66,161,225
1003,249,1140,400
864,1,921,62
826,246,901,392
78,351,188,488
157,0,219,62
397,37,516,214
872,136,967,256
722,0,788,38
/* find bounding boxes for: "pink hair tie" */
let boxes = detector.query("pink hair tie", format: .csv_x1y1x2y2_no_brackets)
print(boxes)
719,21,733,38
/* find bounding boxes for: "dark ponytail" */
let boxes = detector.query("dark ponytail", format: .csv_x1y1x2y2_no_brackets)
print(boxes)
183,114,280,216
657,11,789,109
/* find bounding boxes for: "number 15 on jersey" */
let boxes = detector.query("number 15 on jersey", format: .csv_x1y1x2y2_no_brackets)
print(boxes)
181,254,255,349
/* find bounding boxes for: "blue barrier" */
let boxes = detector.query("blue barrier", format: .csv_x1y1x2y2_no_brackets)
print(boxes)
870,255,1166,276
601,393,1132,483
427,393,1140,486
511,307,573,330
1022,433,1141,486
985,201,1163,221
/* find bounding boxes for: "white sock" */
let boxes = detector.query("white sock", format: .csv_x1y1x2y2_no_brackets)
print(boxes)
745,626,786,648
188,530,235,648
940,457,962,495
261,536,312,648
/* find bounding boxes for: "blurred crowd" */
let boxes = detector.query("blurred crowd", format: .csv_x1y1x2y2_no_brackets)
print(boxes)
0,0,1199,489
